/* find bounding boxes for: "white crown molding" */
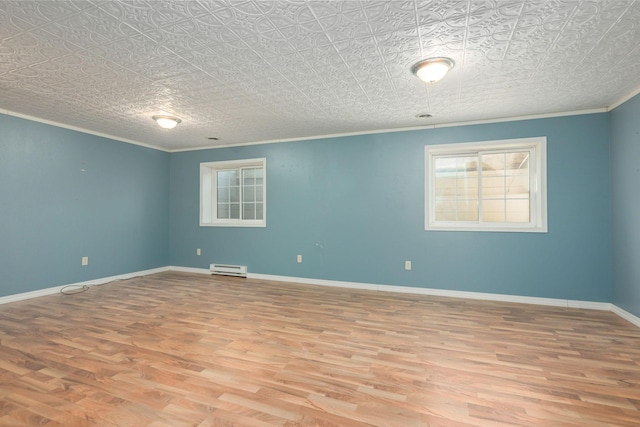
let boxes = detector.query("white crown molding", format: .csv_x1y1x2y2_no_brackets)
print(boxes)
608,85,640,111
0,266,170,305
432,109,606,129
1,106,612,154
169,109,607,153
0,108,169,153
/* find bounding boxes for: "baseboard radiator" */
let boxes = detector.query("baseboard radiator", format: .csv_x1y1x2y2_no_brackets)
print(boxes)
210,263,247,278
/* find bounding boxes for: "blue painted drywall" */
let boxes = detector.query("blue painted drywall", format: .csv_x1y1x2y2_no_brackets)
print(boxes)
170,113,612,301
611,93,640,317
0,113,170,297
0,111,615,302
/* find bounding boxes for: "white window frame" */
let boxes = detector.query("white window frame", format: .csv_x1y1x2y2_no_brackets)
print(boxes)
425,137,547,233
200,158,266,227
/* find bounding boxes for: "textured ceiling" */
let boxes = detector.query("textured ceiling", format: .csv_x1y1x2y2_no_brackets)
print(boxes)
1,1,639,151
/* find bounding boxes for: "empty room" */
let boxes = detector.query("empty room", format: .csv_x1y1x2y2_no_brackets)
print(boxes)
1,1,640,426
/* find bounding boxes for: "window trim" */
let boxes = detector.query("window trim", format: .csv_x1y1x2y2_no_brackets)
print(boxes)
425,137,547,233
200,158,266,227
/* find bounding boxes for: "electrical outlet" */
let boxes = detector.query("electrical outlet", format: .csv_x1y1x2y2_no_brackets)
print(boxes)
82,256,89,266
297,254,302,263
404,260,411,271
196,248,201,256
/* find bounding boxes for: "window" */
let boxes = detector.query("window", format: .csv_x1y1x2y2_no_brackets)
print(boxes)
200,158,266,227
425,137,547,232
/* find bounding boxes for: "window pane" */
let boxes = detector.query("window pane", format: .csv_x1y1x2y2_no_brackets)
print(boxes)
243,168,256,185
219,170,240,186
218,170,240,207
506,152,529,175
217,203,230,219
229,170,239,186
482,153,506,174
240,168,263,221
243,203,256,220
506,199,530,222
435,176,454,197
243,186,255,202
434,199,456,221
457,199,478,221
482,199,506,222
482,176,506,198
434,157,454,174
229,203,240,219
229,186,239,203
480,151,530,223
256,203,263,220
217,187,229,203
507,174,529,195
457,177,478,197
217,171,229,186
434,156,478,222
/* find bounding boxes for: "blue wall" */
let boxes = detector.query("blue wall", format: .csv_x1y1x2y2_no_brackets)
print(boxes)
0,111,617,303
0,113,170,297
611,93,640,317
170,114,612,301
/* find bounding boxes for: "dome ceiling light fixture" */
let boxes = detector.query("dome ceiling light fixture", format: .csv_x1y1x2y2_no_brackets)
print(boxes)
411,57,455,83
152,115,182,129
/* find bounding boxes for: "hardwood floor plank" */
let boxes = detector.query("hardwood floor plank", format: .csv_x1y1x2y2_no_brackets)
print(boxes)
1,271,640,426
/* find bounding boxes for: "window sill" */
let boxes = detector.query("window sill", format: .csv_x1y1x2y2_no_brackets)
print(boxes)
426,222,547,233
200,220,266,228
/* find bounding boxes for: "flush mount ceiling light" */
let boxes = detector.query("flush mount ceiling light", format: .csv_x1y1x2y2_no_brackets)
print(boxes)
152,115,181,129
411,57,455,83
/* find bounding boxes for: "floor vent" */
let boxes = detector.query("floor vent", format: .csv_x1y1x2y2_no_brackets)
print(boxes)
210,264,247,278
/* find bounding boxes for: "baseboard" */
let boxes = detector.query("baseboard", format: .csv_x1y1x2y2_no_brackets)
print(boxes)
169,266,211,275
248,272,611,310
179,268,614,312
610,305,640,328
248,273,379,291
4,266,637,328
0,266,170,305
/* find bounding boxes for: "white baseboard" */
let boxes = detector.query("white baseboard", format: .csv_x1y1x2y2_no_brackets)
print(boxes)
169,266,211,275
4,266,639,328
610,304,640,328
248,272,611,310
0,266,170,305
248,273,379,291
248,273,639,324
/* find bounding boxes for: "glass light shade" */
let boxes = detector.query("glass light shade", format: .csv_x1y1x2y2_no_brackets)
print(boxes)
412,58,455,83
153,115,181,129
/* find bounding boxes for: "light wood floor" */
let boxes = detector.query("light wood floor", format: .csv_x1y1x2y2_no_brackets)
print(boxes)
1,272,639,426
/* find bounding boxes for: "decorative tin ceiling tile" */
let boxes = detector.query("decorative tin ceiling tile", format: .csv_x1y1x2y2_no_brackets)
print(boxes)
0,0,639,150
